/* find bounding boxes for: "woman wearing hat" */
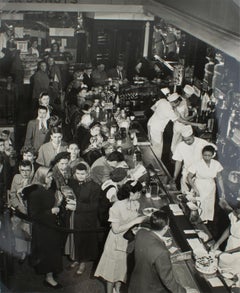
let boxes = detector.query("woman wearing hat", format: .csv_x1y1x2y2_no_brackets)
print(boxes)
68,163,100,275
51,151,71,190
99,167,128,228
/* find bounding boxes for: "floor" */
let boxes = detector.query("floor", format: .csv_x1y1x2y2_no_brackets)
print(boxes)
1,246,129,293
0,212,128,293
3,258,106,293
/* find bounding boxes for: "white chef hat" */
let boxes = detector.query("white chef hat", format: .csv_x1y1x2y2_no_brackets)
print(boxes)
181,125,193,138
167,93,179,102
183,85,194,96
161,87,170,96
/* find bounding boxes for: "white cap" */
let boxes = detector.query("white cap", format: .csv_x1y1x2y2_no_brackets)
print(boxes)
183,85,194,96
181,125,193,138
167,93,179,102
161,87,170,96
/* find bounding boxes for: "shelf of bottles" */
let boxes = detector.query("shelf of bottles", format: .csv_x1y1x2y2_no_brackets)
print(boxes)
119,84,161,113
226,92,240,146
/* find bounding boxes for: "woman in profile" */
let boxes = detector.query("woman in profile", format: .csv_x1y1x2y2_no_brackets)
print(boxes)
94,180,147,293
23,166,63,288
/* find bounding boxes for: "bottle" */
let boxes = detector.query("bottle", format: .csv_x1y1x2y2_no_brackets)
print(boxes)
115,94,120,107
145,184,151,198
142,182,146,197
114,107,121,119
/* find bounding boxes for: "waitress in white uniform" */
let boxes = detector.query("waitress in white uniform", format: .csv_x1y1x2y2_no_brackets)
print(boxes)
187,145,225,222
212,206,240,284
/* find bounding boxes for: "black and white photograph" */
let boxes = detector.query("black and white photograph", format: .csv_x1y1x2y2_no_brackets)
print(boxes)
0,0,240,292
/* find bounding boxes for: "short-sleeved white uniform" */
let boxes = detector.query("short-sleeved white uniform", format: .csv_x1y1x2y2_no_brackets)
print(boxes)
172,137,210,193
188,158,223,221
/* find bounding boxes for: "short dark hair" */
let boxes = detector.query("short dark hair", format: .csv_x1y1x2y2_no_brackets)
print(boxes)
75,162,87,171
2,130,10,136
202,145,216,155
89,121,101,130
38,105,48,112
50,126,63,135
106,151,124,162
67,141,79,148
19,160,32,170
20,145,37,157
51,151,70,166
37,60,47,70
48,116,62,128
117,180,142,200
150,210,169,231
39,92,49,99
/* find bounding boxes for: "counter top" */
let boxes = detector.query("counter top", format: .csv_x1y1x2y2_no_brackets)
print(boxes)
137,137,232,293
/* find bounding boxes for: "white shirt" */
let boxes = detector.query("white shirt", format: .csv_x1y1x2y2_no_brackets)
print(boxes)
37,117,48,130
148,99,178,136
101,179,118,202
172,137,210,171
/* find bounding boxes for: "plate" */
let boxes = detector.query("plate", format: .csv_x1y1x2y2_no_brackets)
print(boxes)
195,264,218,275
142,207,158,217
195,254,218,275
221,272,235,279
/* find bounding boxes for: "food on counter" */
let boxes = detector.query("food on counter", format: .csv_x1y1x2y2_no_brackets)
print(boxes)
195,254,218,274
142,207,159,217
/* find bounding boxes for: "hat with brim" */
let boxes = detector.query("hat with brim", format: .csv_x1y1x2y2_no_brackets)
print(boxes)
85,63,93,69
167,93,179,102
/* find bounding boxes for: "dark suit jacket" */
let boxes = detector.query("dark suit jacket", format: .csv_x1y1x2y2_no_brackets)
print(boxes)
107,68,127,81
24,119,49,151
83,73,94,90
129,229,186,293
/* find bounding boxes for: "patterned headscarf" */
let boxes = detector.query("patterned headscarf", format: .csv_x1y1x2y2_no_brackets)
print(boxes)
32,166,52,186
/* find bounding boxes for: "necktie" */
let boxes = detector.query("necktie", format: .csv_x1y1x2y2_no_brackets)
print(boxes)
40,121,47,133
118,70,122,80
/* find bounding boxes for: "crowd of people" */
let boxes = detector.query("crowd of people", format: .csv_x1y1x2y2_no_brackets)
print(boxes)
0,45,239,293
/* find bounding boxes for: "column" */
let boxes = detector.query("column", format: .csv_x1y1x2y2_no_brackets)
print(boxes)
143,21,150,57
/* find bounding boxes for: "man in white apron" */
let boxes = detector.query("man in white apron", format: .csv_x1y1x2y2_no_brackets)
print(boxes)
172,126,211,194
